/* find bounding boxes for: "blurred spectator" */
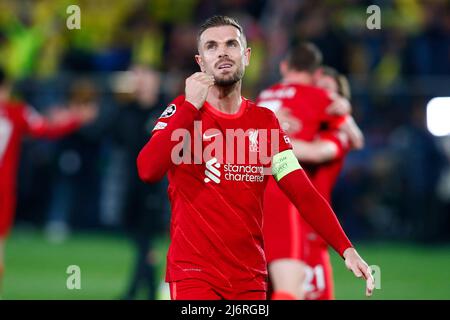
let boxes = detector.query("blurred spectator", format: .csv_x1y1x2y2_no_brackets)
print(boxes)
106,66,169,300
388,102,447,241
45,77,102,242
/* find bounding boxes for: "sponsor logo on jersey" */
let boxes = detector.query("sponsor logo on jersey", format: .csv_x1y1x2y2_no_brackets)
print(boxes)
160,104,176,118
204,157,221,183
203,132,221,140
204,157,265,184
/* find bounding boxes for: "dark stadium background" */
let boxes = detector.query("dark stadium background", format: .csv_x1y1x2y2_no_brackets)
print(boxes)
1,0,449,299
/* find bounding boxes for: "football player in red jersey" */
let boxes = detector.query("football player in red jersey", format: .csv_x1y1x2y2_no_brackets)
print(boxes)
292,68,358,300
258,44,364,300
0,68,96,293
137,16,374,300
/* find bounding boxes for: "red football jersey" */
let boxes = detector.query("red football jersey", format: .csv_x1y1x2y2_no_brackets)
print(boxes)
151,96,292,291
256,82,345,141
0,100,81,236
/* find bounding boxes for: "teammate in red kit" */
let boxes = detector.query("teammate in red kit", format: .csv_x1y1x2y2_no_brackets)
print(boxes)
258,44,364,300
137,16,374,300
0,68,96,292
291,68,357,300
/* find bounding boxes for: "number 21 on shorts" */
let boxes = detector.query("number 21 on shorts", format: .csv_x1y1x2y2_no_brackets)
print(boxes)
0,116,13,163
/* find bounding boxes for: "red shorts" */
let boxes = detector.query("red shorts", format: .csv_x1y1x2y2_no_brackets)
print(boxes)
0,189,16,238
300,223,334,300
169,278,266,300
263,178,334,300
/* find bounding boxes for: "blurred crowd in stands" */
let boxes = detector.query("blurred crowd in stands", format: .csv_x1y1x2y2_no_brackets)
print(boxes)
1,0,449,244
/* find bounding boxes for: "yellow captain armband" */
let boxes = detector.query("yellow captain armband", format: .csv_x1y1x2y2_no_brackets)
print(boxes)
272,149,302,182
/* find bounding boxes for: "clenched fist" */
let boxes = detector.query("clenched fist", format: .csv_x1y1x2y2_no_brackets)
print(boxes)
185,72,215,110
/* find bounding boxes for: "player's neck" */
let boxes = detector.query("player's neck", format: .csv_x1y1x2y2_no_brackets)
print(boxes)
206,82,242,114
282,72,314,86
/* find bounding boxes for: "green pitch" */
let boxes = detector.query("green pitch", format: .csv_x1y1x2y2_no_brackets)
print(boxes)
3,229,450,299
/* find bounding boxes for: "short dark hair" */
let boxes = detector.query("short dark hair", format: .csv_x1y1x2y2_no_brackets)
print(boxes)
197,15,247,48
285,42,323,73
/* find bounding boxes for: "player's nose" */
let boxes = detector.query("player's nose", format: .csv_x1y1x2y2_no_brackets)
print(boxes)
218,52,229,59
217,45,230,59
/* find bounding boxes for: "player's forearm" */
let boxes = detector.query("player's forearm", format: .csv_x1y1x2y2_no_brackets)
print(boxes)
277,169,353,257
29,118,82,139
291,139,338,163
272,150,352,256
137,100,199,183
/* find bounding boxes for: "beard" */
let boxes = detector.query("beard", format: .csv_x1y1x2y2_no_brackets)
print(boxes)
214,67,244,87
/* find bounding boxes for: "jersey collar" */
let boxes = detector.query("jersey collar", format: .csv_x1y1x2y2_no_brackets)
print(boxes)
203,97,247,119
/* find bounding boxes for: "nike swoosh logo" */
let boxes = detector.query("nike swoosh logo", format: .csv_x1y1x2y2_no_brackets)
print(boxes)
203,132,221,140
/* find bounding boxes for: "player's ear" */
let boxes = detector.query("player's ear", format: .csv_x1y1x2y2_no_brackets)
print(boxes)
243,47,251,67
195,54,205,72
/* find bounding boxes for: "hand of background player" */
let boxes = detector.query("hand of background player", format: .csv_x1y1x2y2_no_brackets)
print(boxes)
71,102,98,125
185,72,215,109
326,93,352,116
47,107,74,124
339,116,364,150
47,104,98,126
343,247,375,297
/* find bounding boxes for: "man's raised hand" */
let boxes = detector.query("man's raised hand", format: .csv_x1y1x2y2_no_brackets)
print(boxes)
185,72,215,110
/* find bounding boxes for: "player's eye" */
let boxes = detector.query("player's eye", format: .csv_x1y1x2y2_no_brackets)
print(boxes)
206,43,216,50
227,41,238,47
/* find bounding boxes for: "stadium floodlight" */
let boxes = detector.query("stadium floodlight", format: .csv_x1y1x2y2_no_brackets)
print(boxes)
426,97,450,136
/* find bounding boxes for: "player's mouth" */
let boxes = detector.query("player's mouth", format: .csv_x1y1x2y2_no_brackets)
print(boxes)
218,63,233,70
216,60,234,70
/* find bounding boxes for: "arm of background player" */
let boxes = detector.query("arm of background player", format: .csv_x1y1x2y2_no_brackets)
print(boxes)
291,130,349,164
272,149,352,257
137,99,199,183
291,139,339,163
22,106,84,139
